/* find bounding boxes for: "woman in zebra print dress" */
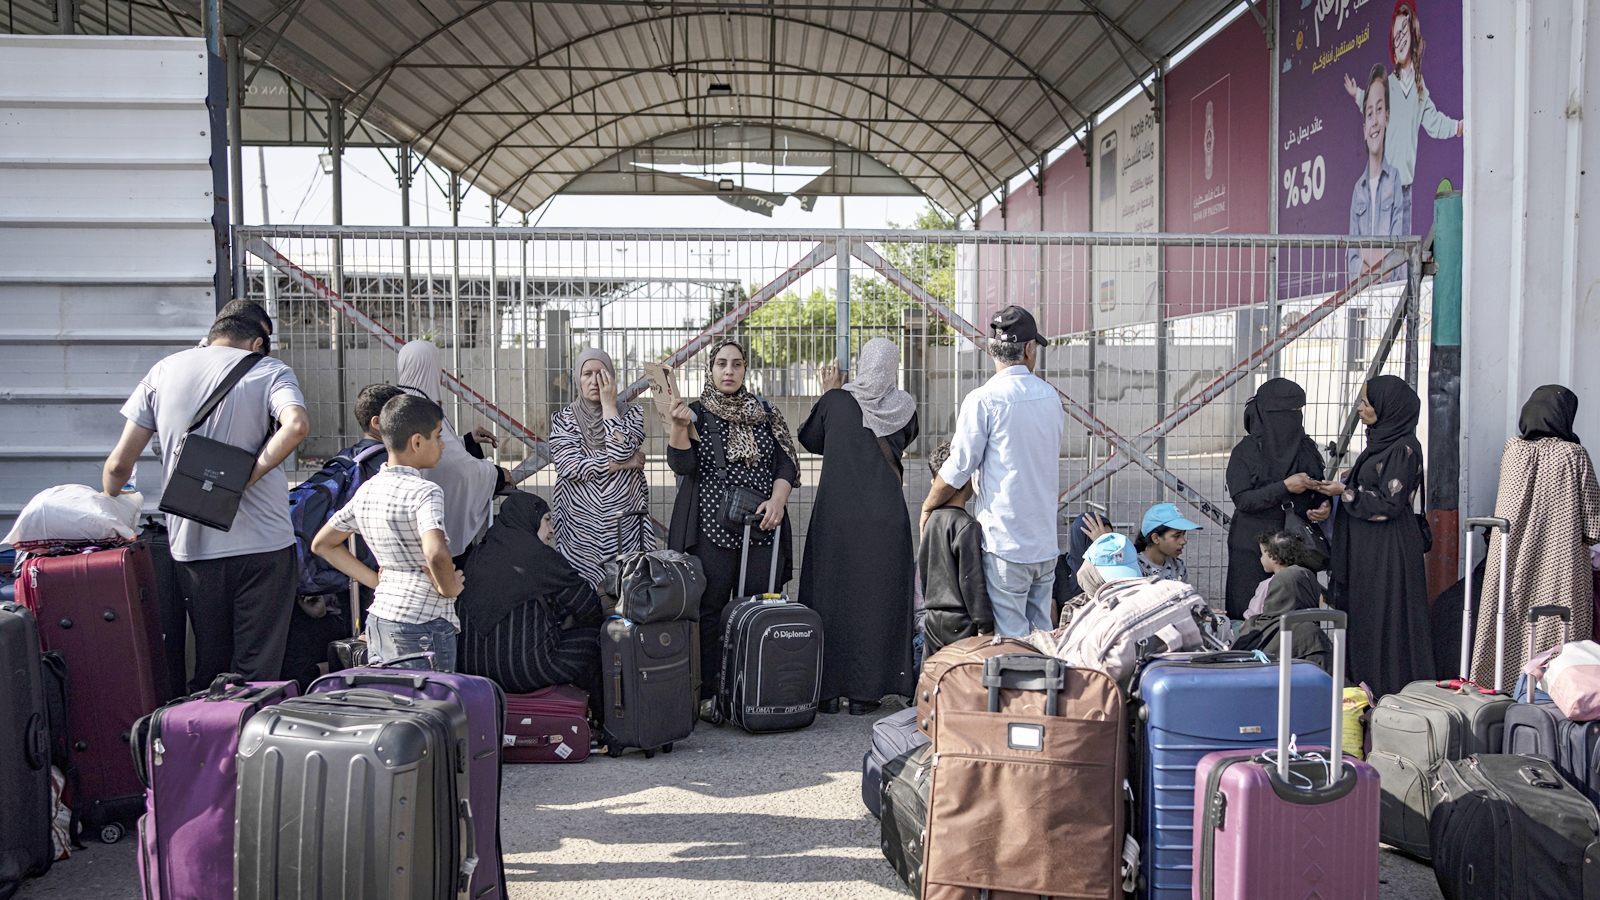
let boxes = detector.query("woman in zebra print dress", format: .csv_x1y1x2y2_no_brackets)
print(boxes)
549,348,652,589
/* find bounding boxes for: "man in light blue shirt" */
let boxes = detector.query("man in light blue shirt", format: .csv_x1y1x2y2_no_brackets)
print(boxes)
921,306,1064,636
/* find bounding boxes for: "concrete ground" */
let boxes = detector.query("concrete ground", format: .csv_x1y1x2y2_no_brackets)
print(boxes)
17,700,1441,900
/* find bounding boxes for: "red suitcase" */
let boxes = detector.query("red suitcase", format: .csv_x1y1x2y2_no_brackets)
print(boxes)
504,685,591,763
1192,610,1381,900
15,544,168,843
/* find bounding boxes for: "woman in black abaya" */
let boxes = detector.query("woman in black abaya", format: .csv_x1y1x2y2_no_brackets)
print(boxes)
1319,375,1433,697
1223,378,1329,619
798,338,919,715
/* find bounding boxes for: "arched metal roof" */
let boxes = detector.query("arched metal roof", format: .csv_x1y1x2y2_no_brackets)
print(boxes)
17,0,1240,214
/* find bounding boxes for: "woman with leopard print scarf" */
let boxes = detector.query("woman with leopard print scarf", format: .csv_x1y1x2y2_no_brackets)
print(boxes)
666,339,799,716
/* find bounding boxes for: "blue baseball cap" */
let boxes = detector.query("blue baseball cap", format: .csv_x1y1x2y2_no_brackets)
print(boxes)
1141,502,1203,537
1085,532,1144,582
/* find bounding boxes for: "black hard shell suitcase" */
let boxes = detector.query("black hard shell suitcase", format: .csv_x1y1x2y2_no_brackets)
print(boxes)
1429,753,1600,900
879,743,932,895
234,689,476,900
1368,516,1515,858
862,707,928,819
0,603,52,899
1501,605,1600,804
600,618,696,758
709,520,822,733
138,518,187,700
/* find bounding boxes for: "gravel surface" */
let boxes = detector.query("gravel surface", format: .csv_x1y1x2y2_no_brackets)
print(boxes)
16,702,1442,899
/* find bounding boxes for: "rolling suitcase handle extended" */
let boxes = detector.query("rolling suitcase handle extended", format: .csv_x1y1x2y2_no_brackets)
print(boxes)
1518,606,1572,704
1276,609,1349,784
737,517,782,598
1459,516,1512,689
616,510,650,549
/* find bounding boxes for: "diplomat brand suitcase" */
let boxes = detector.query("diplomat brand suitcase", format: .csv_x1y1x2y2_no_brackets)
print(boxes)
130,675,296,900
1131,649,1335,900
503,686,591,764
1430,753,1600,900
15,545,167,844
1500,605,1600,804
1367,516,1516,858
879,742,932,894
308,665,507,900
921,653,1127,900
600,616,696,758
862,706,928,818
137,519,188,701
0,603,53,899
710,521,822,733
235,688,476,900
1192,610,1380,900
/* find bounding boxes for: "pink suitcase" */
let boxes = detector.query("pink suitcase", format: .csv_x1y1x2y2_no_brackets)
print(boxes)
1191,609,1380,900
503,685,591,763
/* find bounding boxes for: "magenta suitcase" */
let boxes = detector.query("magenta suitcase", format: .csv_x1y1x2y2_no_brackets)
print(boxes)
1192,610,1380,900
15,545,168,844
308,663,507,900
131,676,297,900
504,686,591,763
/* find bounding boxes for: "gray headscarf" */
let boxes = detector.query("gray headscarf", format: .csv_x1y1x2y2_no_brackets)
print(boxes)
569,347,625,451
393,340,498,548
843,337,916,437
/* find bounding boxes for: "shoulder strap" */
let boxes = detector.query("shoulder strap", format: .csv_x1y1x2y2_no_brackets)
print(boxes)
186,353,264,434
876,435,905,483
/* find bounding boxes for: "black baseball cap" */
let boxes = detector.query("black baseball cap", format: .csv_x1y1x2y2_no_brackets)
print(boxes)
989,305,1049,347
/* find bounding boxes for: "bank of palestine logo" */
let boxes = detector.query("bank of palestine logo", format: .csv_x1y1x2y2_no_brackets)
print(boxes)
1204,101,1216,180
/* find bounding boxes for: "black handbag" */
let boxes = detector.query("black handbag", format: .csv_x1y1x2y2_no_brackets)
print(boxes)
1283,501,1332,567
157,353,265,532
703,407,777,543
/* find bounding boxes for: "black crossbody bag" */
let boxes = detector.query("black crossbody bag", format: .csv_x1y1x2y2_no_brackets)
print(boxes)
158,353,266,532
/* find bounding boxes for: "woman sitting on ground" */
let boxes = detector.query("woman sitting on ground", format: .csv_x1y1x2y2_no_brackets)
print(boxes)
456,492,603,696
1232,531,1333,675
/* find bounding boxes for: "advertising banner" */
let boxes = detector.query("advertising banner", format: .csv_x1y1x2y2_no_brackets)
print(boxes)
1091,93,1161,329
1163,12,1273,318
1277,0,1463,296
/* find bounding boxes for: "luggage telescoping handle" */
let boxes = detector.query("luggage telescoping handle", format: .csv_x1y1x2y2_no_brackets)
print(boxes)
737,516,782,597
616,509,650,550
1522,605,1572,703
1459,516,1512,689
981,654,1066,717
1276,609,1348,781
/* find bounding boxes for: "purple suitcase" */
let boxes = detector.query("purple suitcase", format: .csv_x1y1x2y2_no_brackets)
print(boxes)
309,659,507,900
131,675,297,900
1192,610,1381,900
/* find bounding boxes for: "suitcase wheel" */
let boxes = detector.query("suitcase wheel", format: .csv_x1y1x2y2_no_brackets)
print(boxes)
606,744,622,759
661,743,674,754
644,748,656,759
709,708,725,727
100,823,124,844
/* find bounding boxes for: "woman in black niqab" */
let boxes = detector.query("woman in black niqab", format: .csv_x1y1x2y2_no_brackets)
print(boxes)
456,492,606,695
1322,375,1433,698
1224,378,1328,618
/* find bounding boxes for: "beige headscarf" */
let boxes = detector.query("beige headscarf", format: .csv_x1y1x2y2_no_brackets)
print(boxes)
843,337,917,437
394,340,499,549
568,348,624,452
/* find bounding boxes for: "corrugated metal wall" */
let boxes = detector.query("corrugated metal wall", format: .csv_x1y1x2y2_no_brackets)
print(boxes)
0,35,217,532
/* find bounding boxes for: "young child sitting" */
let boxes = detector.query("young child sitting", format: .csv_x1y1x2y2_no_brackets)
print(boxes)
1233,531,1333,675
1135,503,1202,583
917,441,992,662
312,393,466,672
1244,529,1327,619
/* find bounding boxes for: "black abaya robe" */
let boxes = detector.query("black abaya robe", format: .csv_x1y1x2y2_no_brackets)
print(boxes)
1330,436,1434,698
797,390,918,703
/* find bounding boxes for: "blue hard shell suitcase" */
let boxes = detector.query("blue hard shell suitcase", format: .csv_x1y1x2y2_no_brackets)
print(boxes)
861,707,928,819
1131,650,1334,900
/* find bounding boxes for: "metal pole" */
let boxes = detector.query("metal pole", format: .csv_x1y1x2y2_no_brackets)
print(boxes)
489,201,500,464
226,35,245,298
330,98,347,443
1404,241,1423,389
450,170,462,426
836,238,851,380
1267,1,1281,380
521,209,529,446
55,0,73,33
1154,62,1168,500
399,144,412,343
257,146,272,314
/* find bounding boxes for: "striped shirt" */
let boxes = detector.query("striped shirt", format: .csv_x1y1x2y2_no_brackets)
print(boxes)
327,464,455,627
549,403,654,588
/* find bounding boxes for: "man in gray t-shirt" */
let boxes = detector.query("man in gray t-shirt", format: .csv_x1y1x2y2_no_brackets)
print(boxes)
103,314,310,689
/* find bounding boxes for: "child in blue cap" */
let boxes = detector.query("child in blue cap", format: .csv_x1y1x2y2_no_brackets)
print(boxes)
1135,502,1203,584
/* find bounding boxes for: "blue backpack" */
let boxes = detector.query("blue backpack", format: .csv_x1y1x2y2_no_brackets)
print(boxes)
289,441,386,597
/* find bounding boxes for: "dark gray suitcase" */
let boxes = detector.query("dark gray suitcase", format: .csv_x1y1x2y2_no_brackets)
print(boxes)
879,743,931,895
234,689,476,900
1430,754,1600,900
1501,606,1600,804
1368,516,1515,858
600,618,696,758
0,603,52,899
861,707,927,818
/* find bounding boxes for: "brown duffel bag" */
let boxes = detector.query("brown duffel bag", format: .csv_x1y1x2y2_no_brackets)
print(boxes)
921,651,1127,900
915,634,1038,738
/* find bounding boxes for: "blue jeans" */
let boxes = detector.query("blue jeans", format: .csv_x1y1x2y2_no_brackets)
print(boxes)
365,615,457,673
983,553,1056,636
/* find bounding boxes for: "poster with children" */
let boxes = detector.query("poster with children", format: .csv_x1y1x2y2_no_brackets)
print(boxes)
1276,0,1462,296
